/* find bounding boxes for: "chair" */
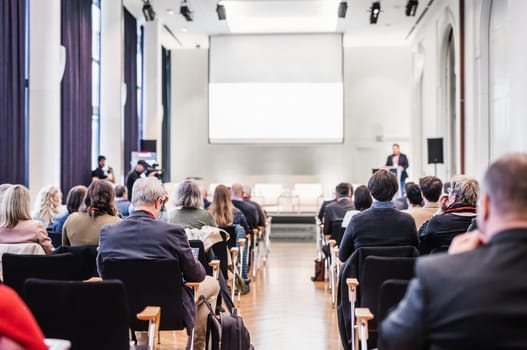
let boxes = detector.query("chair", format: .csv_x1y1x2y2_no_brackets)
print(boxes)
378,279,410,323
210,230,230,280
337,246,419,350
47,231,62,248
24,278,153,350
2,253,75,299
359,256,416,346
101,258,198,348
189,240,213,275
54,245,98,280
0,243,45,277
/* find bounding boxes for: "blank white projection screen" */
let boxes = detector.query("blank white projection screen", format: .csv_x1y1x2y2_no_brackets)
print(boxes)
209,34,344,143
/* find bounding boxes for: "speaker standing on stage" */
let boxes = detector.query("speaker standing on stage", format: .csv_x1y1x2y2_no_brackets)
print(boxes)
385,144,409,195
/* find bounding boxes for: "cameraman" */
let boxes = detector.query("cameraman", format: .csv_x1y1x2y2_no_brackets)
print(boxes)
126,160,160,199
91,155,115,183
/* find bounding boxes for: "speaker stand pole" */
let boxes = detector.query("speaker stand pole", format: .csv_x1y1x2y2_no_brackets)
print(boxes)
434,163,438,177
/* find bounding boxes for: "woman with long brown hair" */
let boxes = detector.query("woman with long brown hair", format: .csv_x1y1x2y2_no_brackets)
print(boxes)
209,185,250,233
62,180,120,246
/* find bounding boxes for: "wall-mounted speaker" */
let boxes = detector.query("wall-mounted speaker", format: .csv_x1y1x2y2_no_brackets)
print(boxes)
427,138,444,164
140,139,157,153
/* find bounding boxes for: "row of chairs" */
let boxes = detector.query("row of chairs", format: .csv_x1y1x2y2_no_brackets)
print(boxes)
314,218,418,350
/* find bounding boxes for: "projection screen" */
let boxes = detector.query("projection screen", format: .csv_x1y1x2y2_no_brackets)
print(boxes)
209,34,343,144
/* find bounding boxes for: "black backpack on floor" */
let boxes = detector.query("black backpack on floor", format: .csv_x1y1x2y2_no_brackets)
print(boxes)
203,274,254,350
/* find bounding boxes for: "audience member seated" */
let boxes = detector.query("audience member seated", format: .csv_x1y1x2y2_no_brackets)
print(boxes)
231,183,259,231
242,186,267,228
318,196,336,224
202,187,211,210
209,185,250,234
31,185,62,230
380,153,527,349
404,176,442,230
62,180,120,246
419,175,478,254
168,180,217,229
340,170,418,261
393,182,415,210
52,185,87,234
0,185,53,254
97,177,219,350
323,183,355,244
403,183,423,212
114,185,131,218
342,185,372,228
0,284,48,350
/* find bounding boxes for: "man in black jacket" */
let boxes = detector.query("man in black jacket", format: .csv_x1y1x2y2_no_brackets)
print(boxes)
323,183,354,244
339,170,418,261
385,144,409,196
380,153,527,350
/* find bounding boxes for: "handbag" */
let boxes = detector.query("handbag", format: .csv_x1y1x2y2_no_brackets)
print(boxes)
311,257,325,282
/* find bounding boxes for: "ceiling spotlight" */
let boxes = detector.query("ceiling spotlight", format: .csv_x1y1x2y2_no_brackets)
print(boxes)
142,0,156,22
216,2,226,20
180,0,193,22
338,1,348,18
370,1,381,24
405,0,419,16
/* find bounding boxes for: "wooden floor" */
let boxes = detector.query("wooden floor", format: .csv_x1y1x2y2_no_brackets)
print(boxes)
138,241,341,349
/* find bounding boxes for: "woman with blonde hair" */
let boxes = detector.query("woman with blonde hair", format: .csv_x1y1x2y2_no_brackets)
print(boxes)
0,185,53,254
32,185,62,229
62,180,120,246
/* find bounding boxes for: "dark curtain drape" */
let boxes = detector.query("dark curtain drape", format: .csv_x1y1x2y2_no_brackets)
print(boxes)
123,8,139,175
0,0,27,185
60,0,92,195
161,47,171,182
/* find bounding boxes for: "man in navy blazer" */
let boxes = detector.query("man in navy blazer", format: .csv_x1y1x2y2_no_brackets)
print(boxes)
339,170,418,261
380,154,527,349
97,177,219,350
386,144,409,195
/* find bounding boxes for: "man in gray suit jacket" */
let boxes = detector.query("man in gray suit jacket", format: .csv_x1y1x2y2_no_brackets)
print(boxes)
97,177,219,350
380,154,527,349
324,183,355,244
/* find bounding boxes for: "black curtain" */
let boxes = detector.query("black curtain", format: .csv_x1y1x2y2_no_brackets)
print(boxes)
123,8,139,175
161,47,171,182
60,0,92,195
0,0,27,185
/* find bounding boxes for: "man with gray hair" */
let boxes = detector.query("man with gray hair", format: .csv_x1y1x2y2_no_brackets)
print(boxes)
380,153,527,349
97,177,219,350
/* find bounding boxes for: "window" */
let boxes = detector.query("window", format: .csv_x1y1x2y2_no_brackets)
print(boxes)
91,0,101,168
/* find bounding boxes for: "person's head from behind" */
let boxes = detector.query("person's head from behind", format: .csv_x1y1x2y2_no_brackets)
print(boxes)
478,154,527,235
242,186,252,200
115,185,127,200
83,180,117,217
66,185,87,214
419,176,443,203
98,155,106,168
448,175,479,208
368,169,399,202
354,185,372,211
210,184,234,226
0,185,31,228
175,180,202,209
392,143,401,156
336,182,353,199
406,184,422,207
231,183,244,199
132,177,168,217
32,185,62,226
135,160,148,173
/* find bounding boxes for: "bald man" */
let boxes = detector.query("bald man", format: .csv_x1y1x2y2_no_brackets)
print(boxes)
231,183,259,231
380,153,527,349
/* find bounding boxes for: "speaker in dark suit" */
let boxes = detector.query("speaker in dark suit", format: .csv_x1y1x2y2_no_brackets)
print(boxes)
385,144,409,195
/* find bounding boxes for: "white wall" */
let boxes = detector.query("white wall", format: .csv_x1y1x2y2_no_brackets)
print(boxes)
170,45,412,192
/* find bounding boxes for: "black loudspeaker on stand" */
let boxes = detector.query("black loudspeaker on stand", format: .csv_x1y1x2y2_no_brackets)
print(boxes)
427,138,444,176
